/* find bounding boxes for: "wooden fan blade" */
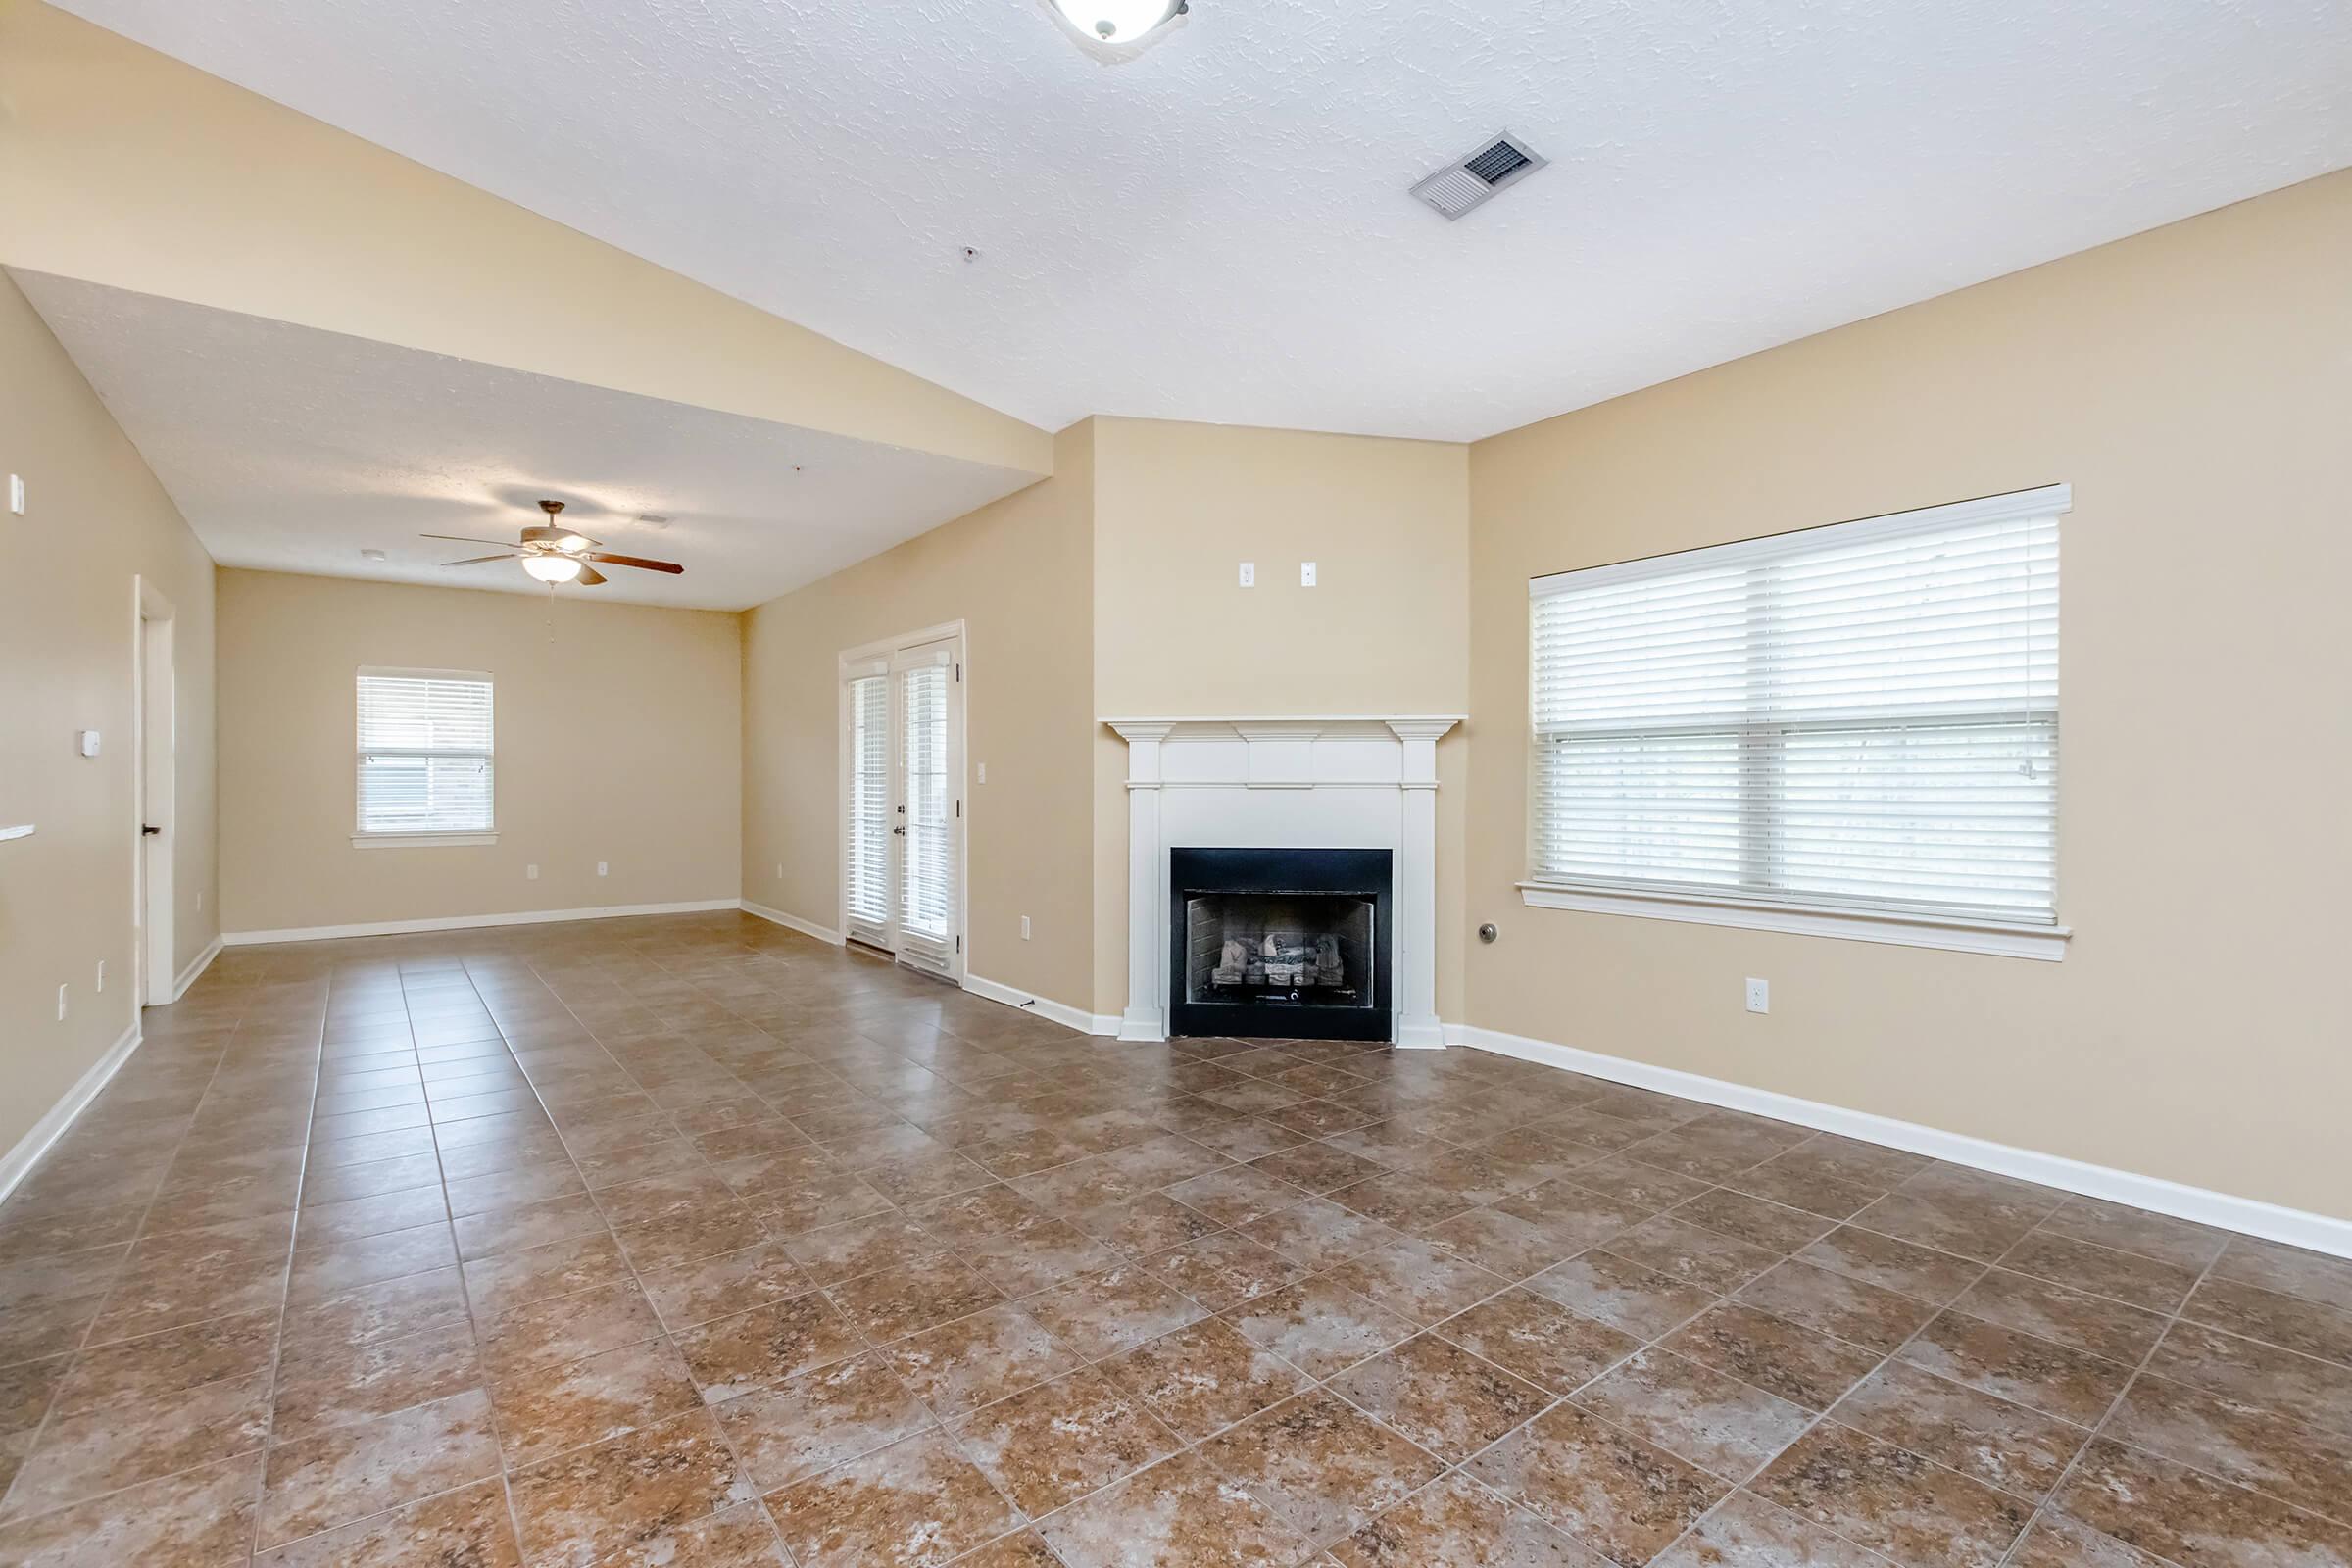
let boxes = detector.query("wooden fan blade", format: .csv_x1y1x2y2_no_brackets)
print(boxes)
442,554,521,566
421,533,521,547
587,552,684,574
576,564,608,586
521,525,603,547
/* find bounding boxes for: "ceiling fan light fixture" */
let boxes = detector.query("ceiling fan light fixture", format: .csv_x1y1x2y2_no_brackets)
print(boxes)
523,553,584,584
1047,0,1186,50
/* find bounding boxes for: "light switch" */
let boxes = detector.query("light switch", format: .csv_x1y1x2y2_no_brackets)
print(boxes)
596,861,609,877
76,730,101,758
8,474,23,514
977,762,987,784
526,863,539,880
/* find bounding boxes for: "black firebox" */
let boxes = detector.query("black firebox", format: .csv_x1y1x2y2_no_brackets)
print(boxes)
1168,847,1393,1043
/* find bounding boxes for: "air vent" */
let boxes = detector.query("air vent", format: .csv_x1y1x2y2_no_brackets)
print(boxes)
1410,130,1548,220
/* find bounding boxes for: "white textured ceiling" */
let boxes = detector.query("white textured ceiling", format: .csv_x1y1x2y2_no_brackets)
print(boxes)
15,272,1037,611
51,0,2352,442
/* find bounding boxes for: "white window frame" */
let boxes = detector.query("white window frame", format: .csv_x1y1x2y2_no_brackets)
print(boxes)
1521,486,2071,960
353,665,498,848
835,621,967,983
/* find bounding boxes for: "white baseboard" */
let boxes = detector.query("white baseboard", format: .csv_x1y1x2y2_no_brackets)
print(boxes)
963,973,1120,1036
222,899,742,946
1454,1023,2352,1261
738,900,846,946
171,934,223,1002
0,1019,143,1206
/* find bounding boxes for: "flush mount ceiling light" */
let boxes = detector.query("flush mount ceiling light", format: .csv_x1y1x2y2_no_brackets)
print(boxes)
1045,0,1187,51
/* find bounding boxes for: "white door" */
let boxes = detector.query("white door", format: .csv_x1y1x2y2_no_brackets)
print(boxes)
135,581,177,1005
841,632,963,978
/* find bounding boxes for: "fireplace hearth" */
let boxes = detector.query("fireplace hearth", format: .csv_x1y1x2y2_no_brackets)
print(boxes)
1169,846,1392,1041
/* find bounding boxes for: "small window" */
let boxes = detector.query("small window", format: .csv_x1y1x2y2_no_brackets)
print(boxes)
1528,486,2063,928
355,667,495,840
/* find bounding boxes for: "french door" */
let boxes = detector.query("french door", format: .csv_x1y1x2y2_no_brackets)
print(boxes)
841,630,963,979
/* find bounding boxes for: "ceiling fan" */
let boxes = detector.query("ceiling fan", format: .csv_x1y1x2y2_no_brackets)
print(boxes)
423,500,683,586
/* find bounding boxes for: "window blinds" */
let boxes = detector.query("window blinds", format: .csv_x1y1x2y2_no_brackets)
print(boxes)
896,658,954,973
356,668,494,835
844,673,893,946
1529,486,2064,924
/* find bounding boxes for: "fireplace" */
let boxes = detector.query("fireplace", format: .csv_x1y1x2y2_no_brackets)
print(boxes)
1168,847,1392,1042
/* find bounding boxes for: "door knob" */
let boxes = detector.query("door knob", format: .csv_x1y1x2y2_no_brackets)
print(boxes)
141,824,162,836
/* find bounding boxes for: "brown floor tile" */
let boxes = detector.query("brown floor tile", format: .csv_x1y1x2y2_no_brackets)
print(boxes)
2005,1509,2169,1568
1525,1249,1721,1341
257,1479,522,1563
0,1451,262,1566
1318,1237,1510,1327
1327,1332,1550,1462
285,1219,455,1305
1238,1198,1402,1273
1596,1215,1784,1297
674,1291,866,1401
2211,1236,2352,1311
880,1302,1083,1421
1650,1489,1893,1567
1997,1230,2202,1314
1433,1287,1640,1396
2037,1197,2230,1273
2,1368,271,1520
713,1351,937,1493
491,1334,705,1467
1165,1167,1314,1230
1672,1189,1838,1254
481,1278,662,1376
1735,1260,1936,1354
2146,1317,2352,1439
1945,1268,2168,1365
1467,1400,1728,1565
1037,1448,1317,1568
1202,1391,1445,1548
1100,1316,1314,1442
2182,1274,2352,1367
1751,1422,2031,1567
269,1321,484,1443
1792,1224,1983,1306
640,1241,813,1331
282,1264,469,1351
2102,1369,2352,1524
1140,1230,1300,1312
1022,1264,1208,1360
2055,1435,2352,1567
953,1366,1181,1515
826,1251,1005,1344
1220,1273,1418,1380
1332,1470,1606,1567
509,1407,758,1566
1661,1301,1882,1410
1830,1360,2088,1502
765,1426,1021,1568
1573,1348,1813,1481
1899,1308,2134,1426
47,1305,279,1416
256,1386,502,1547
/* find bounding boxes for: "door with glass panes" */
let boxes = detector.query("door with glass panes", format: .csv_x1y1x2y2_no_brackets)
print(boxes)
841,632,963,978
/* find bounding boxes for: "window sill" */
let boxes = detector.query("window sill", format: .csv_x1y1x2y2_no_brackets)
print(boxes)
1516,882,2070,960
352,832,499,850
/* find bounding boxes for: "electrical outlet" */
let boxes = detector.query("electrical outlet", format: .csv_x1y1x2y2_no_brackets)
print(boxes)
1020,915,1031,940
96,960,105,994
1238,562,1255,588
1744,977,1770,1014
56,983,68,1022
977,762,987,784
775,862,783,879
196,891,203,911
8,474,24,515
526,863,539,881
596,861,609,877
1300,562,1318,587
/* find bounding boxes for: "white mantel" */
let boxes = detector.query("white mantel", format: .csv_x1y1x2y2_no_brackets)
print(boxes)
1105,716,1463,1048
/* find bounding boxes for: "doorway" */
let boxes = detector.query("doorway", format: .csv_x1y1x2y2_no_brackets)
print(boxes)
134,578,176,1005
839,623,965,981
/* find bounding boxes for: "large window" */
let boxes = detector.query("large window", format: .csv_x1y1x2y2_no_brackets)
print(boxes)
355,667,496,842
1528,486,2063,937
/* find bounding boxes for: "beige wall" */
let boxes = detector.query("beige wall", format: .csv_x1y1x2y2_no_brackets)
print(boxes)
742,421,1099,1010
0,271,218,1163
0,1,1051,478
1465,171,2352,1220
1088,417,1474,1016
218,569,740,934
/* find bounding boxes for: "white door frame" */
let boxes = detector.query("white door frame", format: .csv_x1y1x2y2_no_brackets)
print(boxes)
836,619,967,983
133,577,177,1005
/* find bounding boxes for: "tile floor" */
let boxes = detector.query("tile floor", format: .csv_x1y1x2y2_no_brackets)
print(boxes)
0,909,2347,1566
